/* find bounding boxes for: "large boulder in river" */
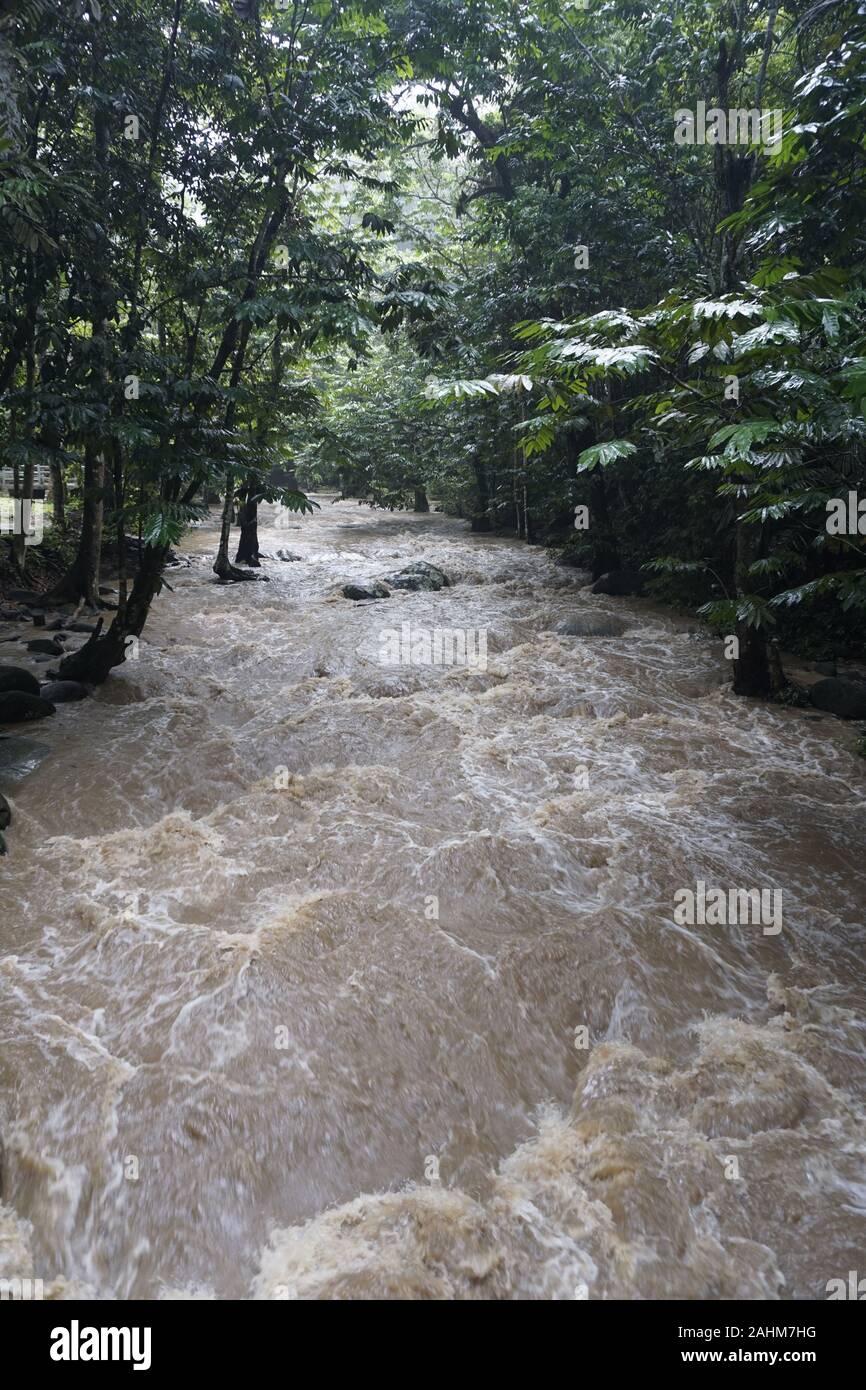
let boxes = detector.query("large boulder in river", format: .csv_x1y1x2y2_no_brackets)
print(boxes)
557,615,628,637
406,561,450,587
40,680,88,704
809,678,866,720
342,581,391,601
591,569,646,597
0,691,55,723
380,561,450,592
0,665,40,696
381,571,438,592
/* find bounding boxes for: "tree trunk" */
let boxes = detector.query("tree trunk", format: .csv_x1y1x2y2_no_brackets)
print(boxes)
213,470,262,582
11,312,35,570
48,440,105,604
234,485,261,565
470,456,492,531
55,541,169,685
50,453,65,529
47,93,111,606
731,521,786,698
413,487,429,513
588,467,620,578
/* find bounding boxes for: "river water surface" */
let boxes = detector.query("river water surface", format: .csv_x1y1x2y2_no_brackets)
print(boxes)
2,500,865,1299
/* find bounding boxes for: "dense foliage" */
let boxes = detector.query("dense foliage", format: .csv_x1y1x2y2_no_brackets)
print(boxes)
1,1,864,693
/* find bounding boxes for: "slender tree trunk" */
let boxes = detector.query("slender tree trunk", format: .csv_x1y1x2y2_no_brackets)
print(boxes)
711,24,784,699
732,522,786,698
214,470,236,579
49,452,65,529
112,440,127,624
213,470,262,582
47,90,111,605
48,440,105,605
12,325,35,570
470,456,492,531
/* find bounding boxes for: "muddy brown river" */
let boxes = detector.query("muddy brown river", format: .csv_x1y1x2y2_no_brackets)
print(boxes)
1,499,865,1299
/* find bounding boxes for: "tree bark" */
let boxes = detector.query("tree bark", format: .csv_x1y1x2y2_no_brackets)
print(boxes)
731,521,786,698
54,541,169,685
213,470,263,582
470,456,492,531
46,81,111,605
234,484,261,565
588,467,620,578
48,440,105,604
49,450,65,529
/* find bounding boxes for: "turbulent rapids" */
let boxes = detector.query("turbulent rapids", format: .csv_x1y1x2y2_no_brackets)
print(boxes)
1,500,865,1300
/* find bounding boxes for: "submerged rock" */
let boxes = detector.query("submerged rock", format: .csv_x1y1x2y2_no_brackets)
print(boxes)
26,638,64,656
809,678,866,720
40,680,88,704
381,572,428,591
0,692,56,724
342,581,391,601
404,561,450,587
557,615,628,637
275,549,303,562
591,569,646,597
0,665,40,696
0,734,52,780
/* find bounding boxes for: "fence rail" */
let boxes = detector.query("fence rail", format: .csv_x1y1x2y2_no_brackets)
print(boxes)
0,464,54,495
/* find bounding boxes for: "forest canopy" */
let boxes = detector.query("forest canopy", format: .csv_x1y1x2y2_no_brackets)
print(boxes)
1,0,864,696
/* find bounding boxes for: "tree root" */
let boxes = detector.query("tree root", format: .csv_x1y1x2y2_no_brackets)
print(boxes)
213,559,270,583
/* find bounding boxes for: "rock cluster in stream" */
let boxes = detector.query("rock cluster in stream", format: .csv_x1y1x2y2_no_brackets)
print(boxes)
341,562,450,601
1,598,94,725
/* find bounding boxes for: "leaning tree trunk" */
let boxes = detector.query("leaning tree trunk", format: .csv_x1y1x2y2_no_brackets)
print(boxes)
54,540,169,685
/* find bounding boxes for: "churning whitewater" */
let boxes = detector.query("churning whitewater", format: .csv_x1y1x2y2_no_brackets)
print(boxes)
1,500,865,1300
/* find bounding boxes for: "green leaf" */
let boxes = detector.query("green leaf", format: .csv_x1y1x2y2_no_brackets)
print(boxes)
576,440,636,472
